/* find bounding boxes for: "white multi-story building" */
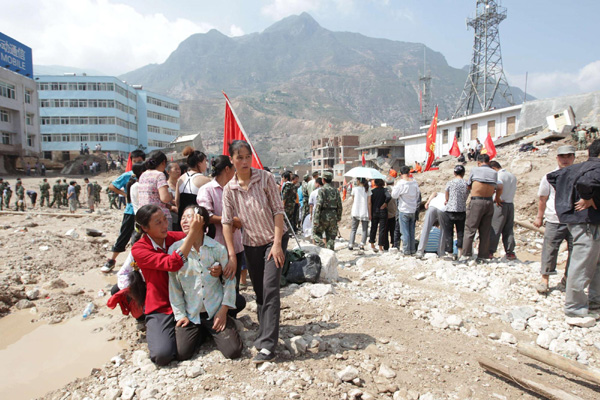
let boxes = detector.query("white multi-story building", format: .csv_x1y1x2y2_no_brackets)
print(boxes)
37,75,180,161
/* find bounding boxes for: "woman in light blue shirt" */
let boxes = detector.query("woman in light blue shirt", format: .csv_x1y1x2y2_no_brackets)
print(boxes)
168,205,243,360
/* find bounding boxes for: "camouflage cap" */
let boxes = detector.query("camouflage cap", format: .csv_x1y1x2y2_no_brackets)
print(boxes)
557,145,576,155
303,174,310,180
56,179,61,183
323,171,333,180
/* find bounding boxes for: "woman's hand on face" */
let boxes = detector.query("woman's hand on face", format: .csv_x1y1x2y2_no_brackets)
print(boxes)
176,316,190,327
267,243,285,268
188,214,204,237
212,307,228,332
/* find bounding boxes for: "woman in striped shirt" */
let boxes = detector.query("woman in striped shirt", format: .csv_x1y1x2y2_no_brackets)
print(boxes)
222,140,288,364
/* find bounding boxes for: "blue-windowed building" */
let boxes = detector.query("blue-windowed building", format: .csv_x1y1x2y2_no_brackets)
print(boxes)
36,75,180,161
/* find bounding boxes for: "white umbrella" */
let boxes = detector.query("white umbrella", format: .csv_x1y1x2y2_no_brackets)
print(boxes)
344,167,387,180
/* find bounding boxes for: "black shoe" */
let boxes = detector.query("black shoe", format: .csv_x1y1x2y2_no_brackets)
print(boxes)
101,259,116,273
253,349,275,364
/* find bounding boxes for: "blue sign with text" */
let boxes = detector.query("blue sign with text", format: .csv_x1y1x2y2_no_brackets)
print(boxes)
0,32,33,79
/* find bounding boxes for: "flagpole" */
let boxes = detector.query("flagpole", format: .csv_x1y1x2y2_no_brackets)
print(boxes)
222,92,262,167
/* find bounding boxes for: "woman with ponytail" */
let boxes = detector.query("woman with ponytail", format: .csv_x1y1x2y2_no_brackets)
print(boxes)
138,150,174,230
130,204,204,366
175,146,211,225
197,155,248,291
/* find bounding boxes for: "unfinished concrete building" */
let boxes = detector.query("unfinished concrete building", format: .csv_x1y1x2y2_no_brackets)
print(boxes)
311,135,359,176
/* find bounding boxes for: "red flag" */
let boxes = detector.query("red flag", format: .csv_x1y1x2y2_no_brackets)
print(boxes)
449,135,461,157
222,92,264,169
481,132,497,160
125,152,132,172
361,152,366,166
424,106,438,171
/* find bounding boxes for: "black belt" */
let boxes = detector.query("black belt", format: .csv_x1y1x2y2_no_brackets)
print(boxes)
471,196,493,200
199,312,209,320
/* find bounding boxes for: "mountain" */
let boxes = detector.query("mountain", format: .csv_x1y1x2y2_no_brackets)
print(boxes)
120,13,528,166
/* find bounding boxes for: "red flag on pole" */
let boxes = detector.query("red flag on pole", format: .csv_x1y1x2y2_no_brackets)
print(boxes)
361,152,366,166
449,135,461,157
222,92,264,169
481,132,497,160
125,152,132,172
424,106,438,171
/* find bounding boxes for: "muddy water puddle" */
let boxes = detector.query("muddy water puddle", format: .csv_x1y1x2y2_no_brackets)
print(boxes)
0,311,124,399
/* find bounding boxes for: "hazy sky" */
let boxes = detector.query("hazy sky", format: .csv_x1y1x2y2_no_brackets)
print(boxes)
2,0,599,99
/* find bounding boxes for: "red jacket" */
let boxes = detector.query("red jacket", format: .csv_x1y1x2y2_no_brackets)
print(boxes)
131,232,186,315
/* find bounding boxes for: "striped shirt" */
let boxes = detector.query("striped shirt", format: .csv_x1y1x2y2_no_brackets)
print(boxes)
222,168,286,247
168,236,236,323
196,179,244,254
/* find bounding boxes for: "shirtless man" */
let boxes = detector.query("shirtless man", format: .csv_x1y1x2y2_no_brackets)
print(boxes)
461,154,503,263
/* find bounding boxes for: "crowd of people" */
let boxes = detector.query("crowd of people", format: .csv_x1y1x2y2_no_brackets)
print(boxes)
4,135,591,367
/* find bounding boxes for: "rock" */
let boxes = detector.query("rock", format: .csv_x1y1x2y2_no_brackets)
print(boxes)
468,328,480,337
138,387,158,400
298,245,339,283
103,388,121,400
20,274,36,284
430,314,449,330
348,389,363,400
310,284,334,298
511,319,527,331
39,245,49,251
257,361,275,372
25,288,40,300
551,340,580,359
488,333,500,340
528,317,549,332
500,332,517,345
511,159,533,175
536,330,558,349
419,393,436,400
65,229,79,238
338,366,360,382
378,364,397,379
509,306,536,321
131,350,150,367
110,355,124,366
361,392,376,400
15,299,34,309
413,273,426,281
186,364,205,378
290,336,308,355
121,387,135,400
140,363,157,374
44,278,68,289
565,316,596,328
289,392,301,399
446,315,463,328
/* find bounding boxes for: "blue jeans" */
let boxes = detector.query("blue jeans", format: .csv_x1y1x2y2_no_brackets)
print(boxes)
399,212,416,254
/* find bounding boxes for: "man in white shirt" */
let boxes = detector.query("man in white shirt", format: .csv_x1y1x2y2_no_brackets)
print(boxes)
392,166,421,255
533,145,576,293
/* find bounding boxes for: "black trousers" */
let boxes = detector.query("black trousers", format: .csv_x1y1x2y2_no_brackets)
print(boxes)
243,233,289,353
369,209,388,246
383,216,396,250
111,213,136,253
444,211,466,250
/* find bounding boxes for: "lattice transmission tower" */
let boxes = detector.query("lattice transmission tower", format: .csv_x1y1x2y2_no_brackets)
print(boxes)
453,0,514,118
419,48,433,127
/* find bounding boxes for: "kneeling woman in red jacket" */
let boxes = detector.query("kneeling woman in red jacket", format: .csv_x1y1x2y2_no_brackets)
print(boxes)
130,204,203,365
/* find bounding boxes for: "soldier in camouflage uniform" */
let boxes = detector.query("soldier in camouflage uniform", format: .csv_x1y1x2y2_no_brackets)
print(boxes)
49,179,62,208
14,181,25,211
301,174,311,226
107,186,118,209
93,181,102,205
61,179,69,206
281,171,297,229
0,178,5,210
3,181,13,210
313,171,342,250
39,178,50,207
74,181,82,206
